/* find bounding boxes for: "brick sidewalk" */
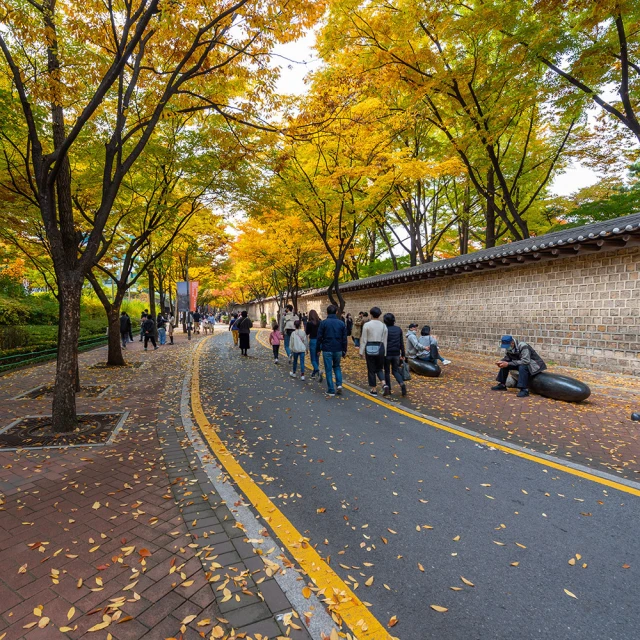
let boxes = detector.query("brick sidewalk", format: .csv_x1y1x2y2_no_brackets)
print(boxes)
0,330,319,640
337,346,640,479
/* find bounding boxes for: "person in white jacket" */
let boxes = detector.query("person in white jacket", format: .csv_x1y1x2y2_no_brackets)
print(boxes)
289,320,308,380
359,306,388,395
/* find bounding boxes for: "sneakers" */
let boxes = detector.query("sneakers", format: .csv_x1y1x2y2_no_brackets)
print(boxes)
289,372,296,378
288,355,293,364
401,383,407,397
318,372,323,382
336,386,342,396
274,359,278,364
301,375,306,381
383,385,390,396
441,359,452,365
491,383,507,391
369,389,378,396
144,347,147,351
517,389,530,397
325,391,336,397
154,347,159,350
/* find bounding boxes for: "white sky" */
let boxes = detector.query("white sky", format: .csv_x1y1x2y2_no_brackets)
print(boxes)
271,35,604,197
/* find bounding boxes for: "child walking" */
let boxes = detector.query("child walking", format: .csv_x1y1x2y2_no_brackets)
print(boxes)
289,320,307,380
269,322,283,364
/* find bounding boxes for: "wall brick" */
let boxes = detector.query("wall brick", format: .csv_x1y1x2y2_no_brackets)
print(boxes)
243,246,640,376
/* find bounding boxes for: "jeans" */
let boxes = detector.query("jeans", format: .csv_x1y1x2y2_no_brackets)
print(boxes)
366,353,385,387
158,327,166,345
322,351,343,394
284,331,293,357
272,345,280,360
497,364,530,389
292,352,305,374
120,331,129,348
308,338,319,374
384,356,404,388
352,337,360,347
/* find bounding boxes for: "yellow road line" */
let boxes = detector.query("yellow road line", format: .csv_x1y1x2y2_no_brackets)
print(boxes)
191,336,395,640
255,330,640,498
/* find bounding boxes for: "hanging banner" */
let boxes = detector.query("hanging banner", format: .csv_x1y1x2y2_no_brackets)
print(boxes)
176,282,189,312
189,281,199,312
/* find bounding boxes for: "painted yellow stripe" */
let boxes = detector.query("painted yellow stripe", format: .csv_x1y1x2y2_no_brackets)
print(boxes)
255,330,640,498
191,336,394,640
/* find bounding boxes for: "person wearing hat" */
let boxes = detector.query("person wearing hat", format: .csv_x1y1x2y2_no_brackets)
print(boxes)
405,323,427,359
492,335,547,397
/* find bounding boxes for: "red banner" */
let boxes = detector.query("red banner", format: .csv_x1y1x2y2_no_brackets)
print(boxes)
189,281,199,312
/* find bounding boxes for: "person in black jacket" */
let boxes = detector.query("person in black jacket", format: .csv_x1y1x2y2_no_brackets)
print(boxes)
383,313,407,397
143,315,158,350
316,305,348,397
119,311,132,349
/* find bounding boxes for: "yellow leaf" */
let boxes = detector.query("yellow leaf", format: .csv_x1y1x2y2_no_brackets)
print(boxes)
568,558,576,566
302,587,312,598
510,562,519,567
92,502,101,509
388,615,398,627
18,564,27,574
453,535,460,542
181,614,197,624
87,621,110,632
564,589,577,599
67,607,75,621
38,617,50,628
418,563,424,572
364,576,374,586
212,626,225,638
460,576,474,587
59,626,74,632
197,619,211,627
430,605,448,612
450,587,463,591
181,580,194,588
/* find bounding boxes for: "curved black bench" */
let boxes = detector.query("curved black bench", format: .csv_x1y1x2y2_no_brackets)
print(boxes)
408,359,441,378
529,372,591,403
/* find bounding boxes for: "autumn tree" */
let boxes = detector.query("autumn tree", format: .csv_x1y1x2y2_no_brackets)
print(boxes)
0,0,322,431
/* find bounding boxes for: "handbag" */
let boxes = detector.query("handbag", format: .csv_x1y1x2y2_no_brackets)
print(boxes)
365,341,384,357
402,361,412,381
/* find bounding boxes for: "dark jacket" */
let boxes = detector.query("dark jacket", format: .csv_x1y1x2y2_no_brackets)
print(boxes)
236,317,252,334
305,320,319,339
503,341,547,375
157,315,166,329
143,317,155,334
386,325,405,358
316,313,347,354
119,315,131,334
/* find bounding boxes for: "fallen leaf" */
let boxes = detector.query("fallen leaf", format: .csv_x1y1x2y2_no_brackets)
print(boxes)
302,587,312,598
430,605,448,612
364,576,374,586
418,563,425,572
67,607,75,621
388,615,398,627
460,576,474,587
564,589,577,599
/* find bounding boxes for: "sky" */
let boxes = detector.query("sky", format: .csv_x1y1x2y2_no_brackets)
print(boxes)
271,35,602,197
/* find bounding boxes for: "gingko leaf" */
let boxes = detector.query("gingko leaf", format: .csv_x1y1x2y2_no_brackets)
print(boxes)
67,607,75,621
430,605,448,612
450,587,463,591
510,562,520,567
212,625,225,638
87,621,110,631
417,563,425,572
302,587,312,598
18,564,27,574
493,541,505,546
181,580,194,588
181,615,197,624
460,576,474,587
453,535,460,542
388,615,398,627
364,576,374,586
92,502,101,510
38,617,50,628
568,558,576,566
564,589,577,599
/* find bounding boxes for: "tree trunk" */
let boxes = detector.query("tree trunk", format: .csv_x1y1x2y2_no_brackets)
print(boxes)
485,168,496,248
148,268,157,340
107,306,126,366
51,277,83,433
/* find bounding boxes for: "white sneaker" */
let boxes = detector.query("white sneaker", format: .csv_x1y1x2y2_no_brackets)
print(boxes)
274,359,278,364
301,375,305,381
290,372,296,378
442,359,451,365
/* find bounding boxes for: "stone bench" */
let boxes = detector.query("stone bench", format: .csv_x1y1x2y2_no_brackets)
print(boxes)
509,371,591,403
408,359,441,378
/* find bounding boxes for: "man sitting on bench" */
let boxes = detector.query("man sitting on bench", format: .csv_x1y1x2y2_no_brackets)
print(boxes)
492,335,546,398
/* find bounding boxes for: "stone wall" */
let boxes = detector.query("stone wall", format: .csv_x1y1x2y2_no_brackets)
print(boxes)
243,245,640,376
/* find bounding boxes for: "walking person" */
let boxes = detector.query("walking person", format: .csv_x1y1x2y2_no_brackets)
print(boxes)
139,310,148,341
119,311,132,349
360,307,388,396
167,313,175,344
229,313,239,346
142,314,158,350
305,309,322,379
289,320,307,380
269,322,283,364
157,312,167,345
316,305,347,397
282,305,299,363
383,313,407,397
236,310,252,356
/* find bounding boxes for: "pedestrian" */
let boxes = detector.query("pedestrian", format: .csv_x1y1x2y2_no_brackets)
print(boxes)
417,326,451,365
269,321,283,364
351,311,365,347
282,305,299,363
360,306,388,396
229,313,239,346
289,320,307,380
119,311,132,349
345,313,353,339
316,304,347,397
383,313,407,397
305,309,322,379
492,335,547,398
143,314,158,350
192,310,201,334
167,313,175,344
139,310,148,341
157,312,167,345
236,310,252,356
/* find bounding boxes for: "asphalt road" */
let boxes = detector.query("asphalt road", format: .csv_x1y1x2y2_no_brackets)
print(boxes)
199,331,640,640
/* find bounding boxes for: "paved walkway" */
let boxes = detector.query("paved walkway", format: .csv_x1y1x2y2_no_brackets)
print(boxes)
335,344,640,479
0,329,323,640
196,330,640,640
